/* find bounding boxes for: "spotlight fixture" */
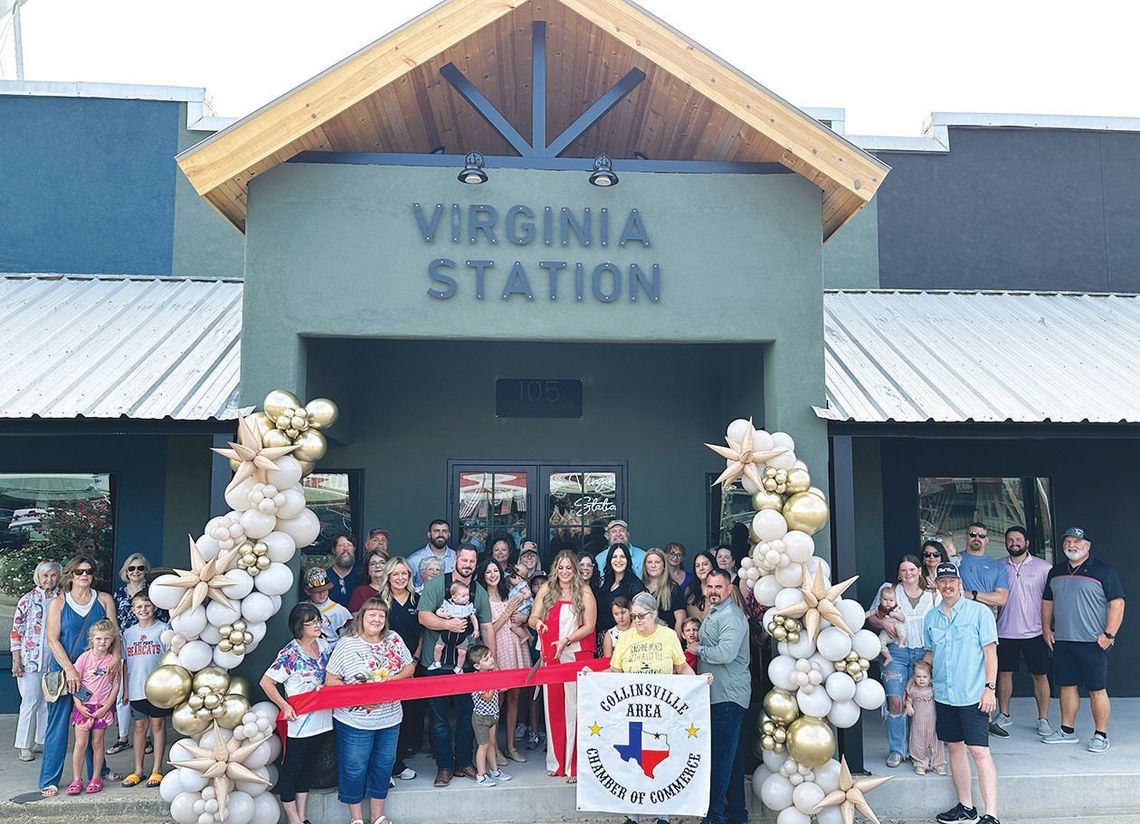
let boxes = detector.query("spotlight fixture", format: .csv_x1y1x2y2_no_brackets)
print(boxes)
458,151,487,184
634,151,649,161
430,145,447,155
589,154,618,187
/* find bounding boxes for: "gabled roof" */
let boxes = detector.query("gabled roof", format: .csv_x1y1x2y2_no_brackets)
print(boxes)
177,0,888,240
0,275,242,421
818,290,1140,424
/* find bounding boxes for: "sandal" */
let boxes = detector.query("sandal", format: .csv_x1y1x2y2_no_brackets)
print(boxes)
121,773,143,787
85,778,104,794
65,779,84,795
567,775,577,784
505,749,527,763
146,772,164,788
40,785,58,797
373,817,392,824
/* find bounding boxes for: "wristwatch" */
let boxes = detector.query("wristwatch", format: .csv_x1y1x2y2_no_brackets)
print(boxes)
1103,632,1115,640
984,682,996,690
971,590,978,600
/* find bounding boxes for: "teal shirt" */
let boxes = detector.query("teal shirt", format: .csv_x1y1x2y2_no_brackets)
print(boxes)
695,599,751,708
923,596,997,707
417,573,492,667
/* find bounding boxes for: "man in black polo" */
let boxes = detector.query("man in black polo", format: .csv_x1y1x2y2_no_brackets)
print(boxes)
1040,527,1125,752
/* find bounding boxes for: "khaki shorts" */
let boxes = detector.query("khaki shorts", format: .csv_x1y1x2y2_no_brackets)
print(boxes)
472,713,499,745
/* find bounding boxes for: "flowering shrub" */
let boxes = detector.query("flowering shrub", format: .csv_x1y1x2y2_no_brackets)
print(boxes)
0,497,113,595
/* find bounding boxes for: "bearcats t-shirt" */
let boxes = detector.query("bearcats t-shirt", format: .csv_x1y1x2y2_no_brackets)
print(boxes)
121,621,169,701
610,624,685,674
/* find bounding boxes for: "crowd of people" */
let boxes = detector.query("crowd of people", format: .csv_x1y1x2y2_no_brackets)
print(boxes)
7,516,1125,824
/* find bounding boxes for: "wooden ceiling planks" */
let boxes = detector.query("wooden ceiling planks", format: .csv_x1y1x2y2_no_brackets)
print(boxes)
178,0,887,240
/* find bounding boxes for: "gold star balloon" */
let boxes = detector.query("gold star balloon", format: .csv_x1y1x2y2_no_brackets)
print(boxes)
166,536,240,618
771,565,859,641
812,756,892,824
171,723,272,819
705,419,788,489
211,413,299,491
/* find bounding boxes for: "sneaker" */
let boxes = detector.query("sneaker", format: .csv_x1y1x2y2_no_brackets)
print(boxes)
934,765,947,776
1035,718,1053,737
475,773,496,787
1088,734,1110,753
992,712,1012,729
489,769,512,781
914,766,926,775
935,802,979,823
978,816,1001,824
526,731,540,750
397,767,417,780
389,777,396,788
515,723,528,741
1041,729,1080,745
987,721,1009,738
427,661,441,671
18,748,33,762
885,750,903,768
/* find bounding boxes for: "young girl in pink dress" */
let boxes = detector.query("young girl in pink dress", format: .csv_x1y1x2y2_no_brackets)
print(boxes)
68,619,120,794
904,660,946,775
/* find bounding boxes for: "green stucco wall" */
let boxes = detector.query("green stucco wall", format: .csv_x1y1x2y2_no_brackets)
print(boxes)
822,198,880,289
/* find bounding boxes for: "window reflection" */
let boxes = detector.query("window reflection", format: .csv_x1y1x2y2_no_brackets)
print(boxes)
300,472,355,576
548,471,616,556
458,472,529,555
918,476,1053,563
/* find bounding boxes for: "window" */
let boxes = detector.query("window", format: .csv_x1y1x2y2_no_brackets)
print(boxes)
546,470,618,558
299,472,360,578
0,473,114,634
457,470,532,554
918,476,1054,563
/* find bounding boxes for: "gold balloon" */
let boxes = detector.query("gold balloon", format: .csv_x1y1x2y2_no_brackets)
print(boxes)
144,664,193,709
751,489,784,512
203,692,221,710
786,467,812,494
808,486,828,501
172,701,214,736
298,459,315,477
159,650,181,667
227,675,252,700
263,428,293,449
787,716,836,768
188,694,205,711
761,734,776,751
292,429,328,462
752,737,766,760
192,666,231,696
305,397,339,430
263,389,301,422
763,688,800,725
217,693,251,729
783,492,830,535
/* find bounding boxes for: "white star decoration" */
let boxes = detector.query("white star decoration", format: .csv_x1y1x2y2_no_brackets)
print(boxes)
171,722,272,819
812,756,892,824
165,535,239,618
210,413,298,491
771,565,859,641
704,419,787,488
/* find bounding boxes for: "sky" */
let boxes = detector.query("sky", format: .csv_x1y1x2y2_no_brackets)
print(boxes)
1,0,1137,136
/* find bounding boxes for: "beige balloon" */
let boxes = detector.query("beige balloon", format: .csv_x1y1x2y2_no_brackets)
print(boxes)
751,489,784,512
217,693,251,729
787,716,836,767
144,664,193,709
305,397,339,430
292,429,328,462
263,389,302,421
808,486,828,501
172,701,214,736
786,467,812,494
192,666,231,696
159,650,181,668
783,492,830,535
763,687,800,725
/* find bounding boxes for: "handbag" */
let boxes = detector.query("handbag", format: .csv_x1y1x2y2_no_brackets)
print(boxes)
41,606,97,703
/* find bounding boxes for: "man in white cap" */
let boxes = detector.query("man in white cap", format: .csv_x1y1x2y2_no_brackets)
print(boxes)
593,519,646,578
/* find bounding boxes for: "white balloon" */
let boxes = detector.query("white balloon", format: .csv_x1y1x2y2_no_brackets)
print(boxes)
225,478,257,512
771,431,796,452
266,455,303,489
252,562,293,596
275,508,320,549
816,806,847,824
223,791,256,824
760,773,794,811
243,738,275,770
193,798,206,816
828,698,862,728
854,677,887,711
171,792,201,824
777,806,811,824
851,629,884,661
199,726,233,748
768,655,798,691
240,508,277,540
726,418,752,443
195,534,222,562
160,769,185,801
161,628,175,645
266,734,282,762
742,473,760,494
178,640,214,672
796,685,833,717
171,606,208,640
753,575,782,607
243,621,267,646
148,574,185,610
762,748,789,772
241,591,275,624
276,487,307,520
251,792,281,824
792,781,826,815
774,587,805,611
816,627,854,661
814,758,842,793
200,623,222,645
222,567,255,601
269,594,282,612
170,633,188,652
170,739,194,764
235,766,273,797
788,772,803,786
262,531,297,563
753,429,775,452
806,556,831,581
782,531,815,563
835,599,867,633
206,600,242,627
263,764,278,789
809,653,836,679
784,631,817,659
774,562,805,588
252,701,280,724
752,509,789,542
825,671,857,702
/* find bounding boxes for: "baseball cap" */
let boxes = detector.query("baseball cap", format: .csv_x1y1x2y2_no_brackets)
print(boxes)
304,567,333,591
607,519,629,531
369,528,390,538
934,562,960,580
519,543,539,556
1062,527,1088,540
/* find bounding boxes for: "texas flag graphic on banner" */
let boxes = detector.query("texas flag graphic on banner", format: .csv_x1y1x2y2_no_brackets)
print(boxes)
577,673,711,818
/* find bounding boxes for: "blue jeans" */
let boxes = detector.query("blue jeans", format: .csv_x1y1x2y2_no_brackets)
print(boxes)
883,644,925,758
705,701,746,824
334,719,399,804
422,666,474,771
38,692,103,789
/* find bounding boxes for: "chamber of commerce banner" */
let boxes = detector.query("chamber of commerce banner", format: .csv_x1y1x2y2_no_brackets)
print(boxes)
576,673,711,818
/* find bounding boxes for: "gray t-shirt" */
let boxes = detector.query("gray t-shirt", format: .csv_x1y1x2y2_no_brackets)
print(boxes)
121,621,169,701
1044,556,1125,642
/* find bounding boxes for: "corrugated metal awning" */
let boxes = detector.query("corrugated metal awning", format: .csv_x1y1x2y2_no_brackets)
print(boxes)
0,274,242,421
818,290,1140,424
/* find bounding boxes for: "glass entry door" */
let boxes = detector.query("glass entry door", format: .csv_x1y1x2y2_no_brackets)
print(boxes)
452,467,535,556
544,467,623,560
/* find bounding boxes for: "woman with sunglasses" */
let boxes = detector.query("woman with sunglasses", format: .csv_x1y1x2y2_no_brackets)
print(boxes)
919,539,951,589
865,553,938,770
39,556,119,797
107,553,165,756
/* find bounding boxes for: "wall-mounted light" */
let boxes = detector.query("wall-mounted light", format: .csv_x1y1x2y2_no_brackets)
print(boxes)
589,155,618,187
458,151,487,184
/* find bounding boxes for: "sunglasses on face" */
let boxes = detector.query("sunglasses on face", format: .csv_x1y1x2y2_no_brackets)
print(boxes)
923,552,942,558
968,532,987,539
127,565,146,572
73,568,94,576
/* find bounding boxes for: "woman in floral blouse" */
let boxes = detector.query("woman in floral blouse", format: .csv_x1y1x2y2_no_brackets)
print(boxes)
325,596,415,824
260,603,333,824
108,553,167,756
9,561,61,761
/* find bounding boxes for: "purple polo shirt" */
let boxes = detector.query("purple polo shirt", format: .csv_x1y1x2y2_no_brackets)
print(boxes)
996,554,1051,639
